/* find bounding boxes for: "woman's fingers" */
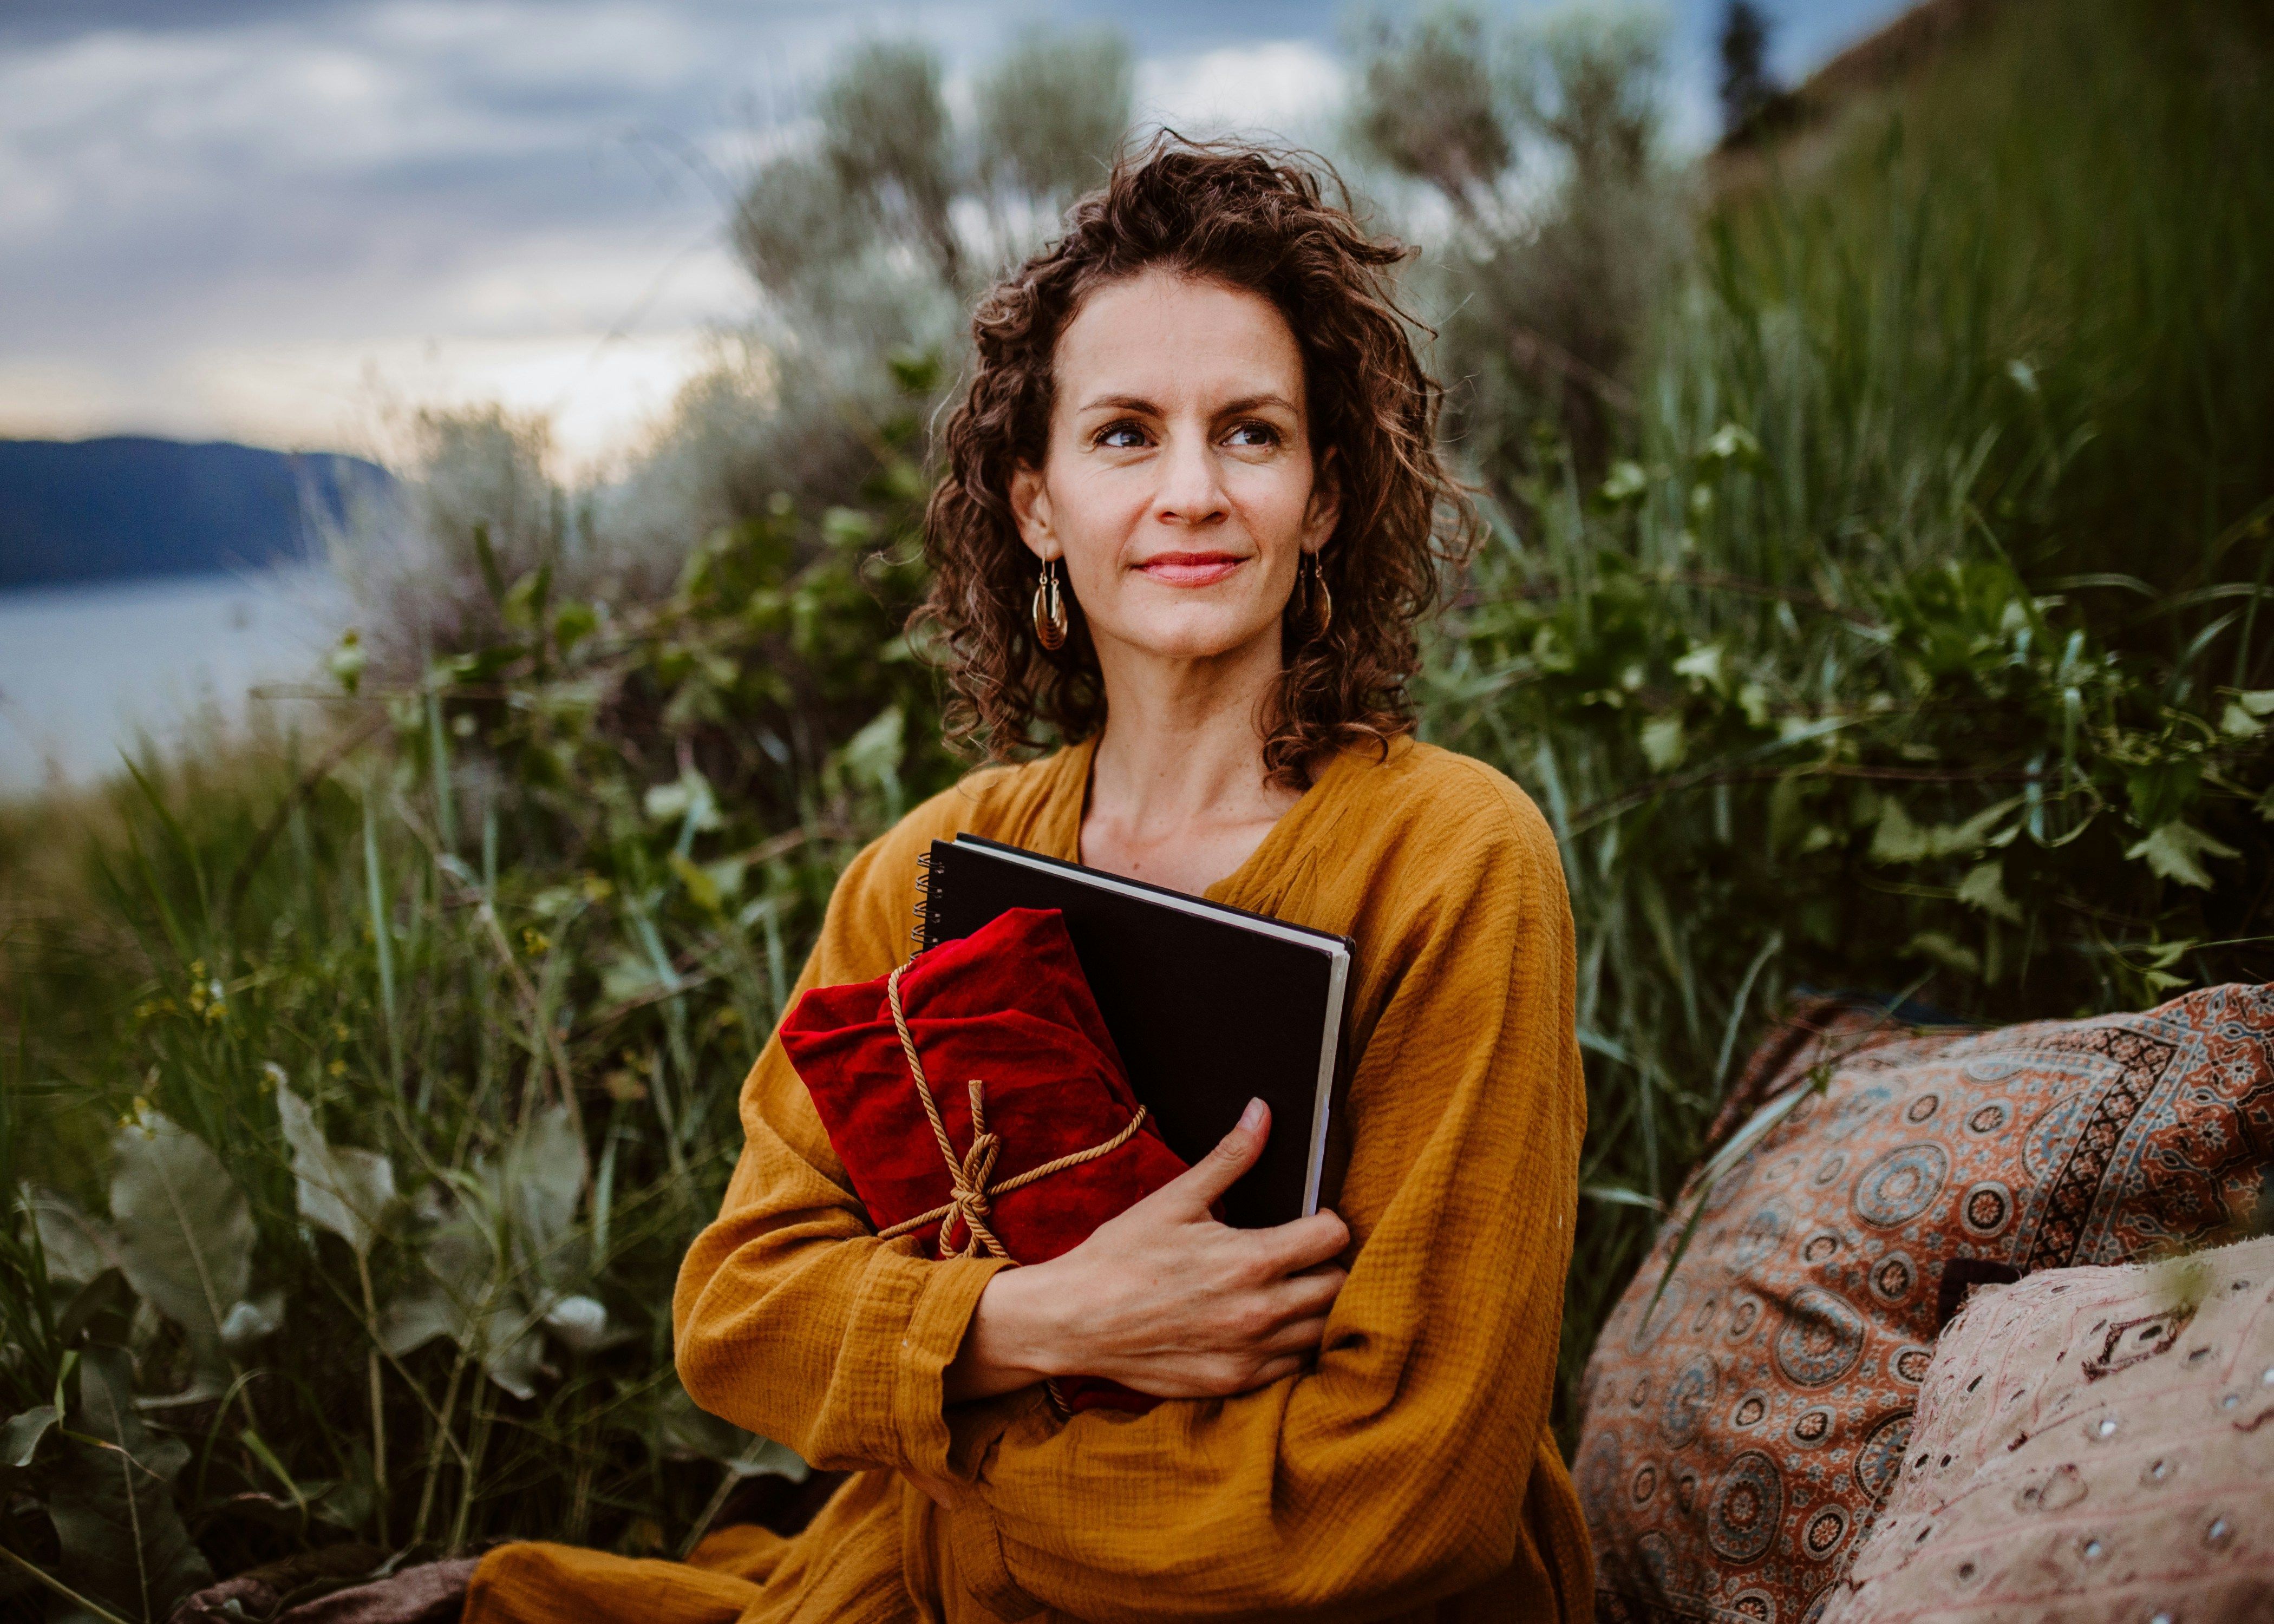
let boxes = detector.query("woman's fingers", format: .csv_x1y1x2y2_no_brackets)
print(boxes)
1252,1209,1350,1274
1262,1266,1346,1322
1236,1353,1307,1392
1255,1314,1331,1358
1163,1096,1271,1210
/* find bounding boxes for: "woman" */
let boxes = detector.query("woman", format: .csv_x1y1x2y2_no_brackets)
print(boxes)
469,140,1590,1623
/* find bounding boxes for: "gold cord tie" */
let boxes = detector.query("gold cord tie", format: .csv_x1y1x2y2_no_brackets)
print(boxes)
872,958,1148,1261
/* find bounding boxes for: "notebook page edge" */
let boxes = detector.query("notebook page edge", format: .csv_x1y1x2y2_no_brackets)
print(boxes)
950,834,1354,955
1301,948,1351,1219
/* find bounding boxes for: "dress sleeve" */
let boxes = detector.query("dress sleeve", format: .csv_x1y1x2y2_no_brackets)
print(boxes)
671,811,1016,1483
940,780,1588,1622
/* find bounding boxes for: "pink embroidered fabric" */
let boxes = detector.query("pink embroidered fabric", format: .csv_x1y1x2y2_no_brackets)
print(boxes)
1820,1232,2274,1623
1578,983,2274,1624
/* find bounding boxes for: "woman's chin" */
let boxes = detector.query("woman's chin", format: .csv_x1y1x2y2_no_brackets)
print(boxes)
1098,603,1280,664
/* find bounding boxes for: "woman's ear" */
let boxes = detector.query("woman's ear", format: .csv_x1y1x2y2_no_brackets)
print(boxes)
1009,463,1055,561
1303,446,1342,554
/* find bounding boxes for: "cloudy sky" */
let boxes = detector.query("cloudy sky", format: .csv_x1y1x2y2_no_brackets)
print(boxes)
0,0,1909,475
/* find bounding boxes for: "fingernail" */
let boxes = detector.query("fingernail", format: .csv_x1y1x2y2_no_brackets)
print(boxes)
1240,1097,1265,1132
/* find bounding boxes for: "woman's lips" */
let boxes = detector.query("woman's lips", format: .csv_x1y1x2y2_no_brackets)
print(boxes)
1137,553,1244,587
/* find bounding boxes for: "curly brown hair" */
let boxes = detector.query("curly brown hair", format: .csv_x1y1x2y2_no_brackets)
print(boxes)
911,134,1476,791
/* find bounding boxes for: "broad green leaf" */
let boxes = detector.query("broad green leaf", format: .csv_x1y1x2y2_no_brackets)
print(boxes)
1871,796,2021,863
836,705,905,811
496,1103,586,1265
1937,799,2021,854
643,769,722,831
1597,460,1647,504
219,1288,284,1355
721,1434,807,1482
668,852,724,915
820,506,876,548
1907,930,1983,978
1868,798,1929,862
377,1207,546,1399
2132,937,2198,996
599,951,667,1006
55,1269,135,1351
25,1187,118,1286
2125,821,2240,889
2221,690,2273,736
472,1303,547,1400
1639,714,1685,771
1581,1185,1663,1211
373,1289,458,1361
49,1344,211,1620
540,1293,611,1353
108,1108,253,1383
551,599,598,652
702,854,748,903
276,1084,395,1259
658,1381,807,1483
1,1405,55,1469
1956,860,2024,924
1672,643,1725,691
1700,421,1761,463
375,1217,487,1359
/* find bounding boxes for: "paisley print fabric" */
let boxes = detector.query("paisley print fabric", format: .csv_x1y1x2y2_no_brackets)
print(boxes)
1580,984,2274,1624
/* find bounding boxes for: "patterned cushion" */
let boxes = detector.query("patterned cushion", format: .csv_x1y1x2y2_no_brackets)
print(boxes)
1577,984,2274,1624
1819,1233,2274,1623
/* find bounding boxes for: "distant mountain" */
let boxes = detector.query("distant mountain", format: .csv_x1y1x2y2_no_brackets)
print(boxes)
0,436,393,590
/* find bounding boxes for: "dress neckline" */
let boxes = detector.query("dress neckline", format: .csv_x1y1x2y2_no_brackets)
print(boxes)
1036,730,1360,908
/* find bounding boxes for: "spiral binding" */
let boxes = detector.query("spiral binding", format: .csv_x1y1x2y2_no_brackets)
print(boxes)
907,848,932,957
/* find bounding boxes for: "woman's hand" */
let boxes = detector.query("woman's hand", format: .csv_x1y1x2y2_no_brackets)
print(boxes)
942,1098,1350,1404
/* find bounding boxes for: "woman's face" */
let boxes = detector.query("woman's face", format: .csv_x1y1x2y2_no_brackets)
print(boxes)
1010,269,1339,669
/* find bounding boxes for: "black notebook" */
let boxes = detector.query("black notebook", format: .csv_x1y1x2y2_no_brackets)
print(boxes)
915,832,1354,1230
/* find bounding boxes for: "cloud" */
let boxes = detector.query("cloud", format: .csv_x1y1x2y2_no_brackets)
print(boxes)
0,1,1350,468
0,3,764,427
1135,40,1345,146
0,0,1913,468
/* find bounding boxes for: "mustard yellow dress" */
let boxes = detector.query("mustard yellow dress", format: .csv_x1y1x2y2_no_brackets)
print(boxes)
466,731,1592,1623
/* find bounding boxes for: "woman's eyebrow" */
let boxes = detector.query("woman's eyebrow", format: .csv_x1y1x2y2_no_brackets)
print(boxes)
1215,392,1300,417
1077,392,1164,415
1074,391,1300,417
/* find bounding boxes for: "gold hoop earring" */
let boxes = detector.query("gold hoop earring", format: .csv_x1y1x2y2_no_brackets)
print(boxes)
1303,553,1332,638
1032,557,1068,651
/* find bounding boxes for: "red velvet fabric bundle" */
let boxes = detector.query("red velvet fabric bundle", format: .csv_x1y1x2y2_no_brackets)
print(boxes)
779,906,1187,1413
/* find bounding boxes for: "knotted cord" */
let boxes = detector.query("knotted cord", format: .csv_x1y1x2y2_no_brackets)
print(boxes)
872,958,1149,1260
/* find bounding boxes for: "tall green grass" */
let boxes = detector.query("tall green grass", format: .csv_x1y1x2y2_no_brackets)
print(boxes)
0,481,934,1609
1421,0,2274,1435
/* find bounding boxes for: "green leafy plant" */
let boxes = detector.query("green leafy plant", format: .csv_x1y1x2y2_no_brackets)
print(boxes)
1413,0,2274,1435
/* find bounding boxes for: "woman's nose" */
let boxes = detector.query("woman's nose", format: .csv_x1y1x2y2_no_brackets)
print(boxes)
1151,428,1229,529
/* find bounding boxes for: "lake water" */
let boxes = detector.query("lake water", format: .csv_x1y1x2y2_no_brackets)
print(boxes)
0,566,351,795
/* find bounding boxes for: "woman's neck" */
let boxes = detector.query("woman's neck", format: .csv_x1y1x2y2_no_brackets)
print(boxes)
1077,631,1303,893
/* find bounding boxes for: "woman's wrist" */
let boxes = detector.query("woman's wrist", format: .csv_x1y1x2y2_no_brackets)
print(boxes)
943,1259,1077,1403
982,1262,1077,1376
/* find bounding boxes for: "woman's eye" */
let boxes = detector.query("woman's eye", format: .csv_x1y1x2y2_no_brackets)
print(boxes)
1095,422,1149,449
1225,421,1280,449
